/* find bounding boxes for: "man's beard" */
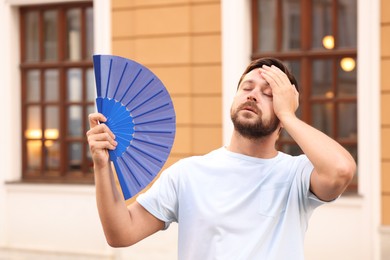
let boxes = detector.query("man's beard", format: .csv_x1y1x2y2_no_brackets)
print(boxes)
230,101,280,140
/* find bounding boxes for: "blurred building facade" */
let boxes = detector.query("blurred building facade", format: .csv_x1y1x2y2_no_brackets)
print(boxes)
0,0,388,259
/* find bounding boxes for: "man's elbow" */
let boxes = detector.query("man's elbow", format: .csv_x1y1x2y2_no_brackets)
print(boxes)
105,234,135,248
335,157,357,187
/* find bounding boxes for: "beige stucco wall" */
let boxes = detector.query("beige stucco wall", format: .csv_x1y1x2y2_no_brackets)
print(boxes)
381,0,390,225
111,0,223,173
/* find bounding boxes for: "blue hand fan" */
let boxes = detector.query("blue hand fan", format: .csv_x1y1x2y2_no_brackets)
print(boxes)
93,54,176,200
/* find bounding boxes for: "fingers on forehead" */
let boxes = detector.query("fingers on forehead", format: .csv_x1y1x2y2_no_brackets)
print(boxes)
262,67,283,84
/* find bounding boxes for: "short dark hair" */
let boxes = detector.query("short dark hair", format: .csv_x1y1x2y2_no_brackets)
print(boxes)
237,57,299,92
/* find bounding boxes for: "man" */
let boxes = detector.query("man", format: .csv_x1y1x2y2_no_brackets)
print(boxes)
87,58,356,259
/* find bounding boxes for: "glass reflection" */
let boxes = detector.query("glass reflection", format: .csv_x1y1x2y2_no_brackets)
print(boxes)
26,106,41,138
25,11,40,62
44,10,58,61
284,60,301,90
45,69,59,101
340,57,355,72
338,58,357,97
338,103,357,139
338,0,357,48
312,103,333,136
312,59,332,97
27,140,41,170
312,0,332,49
45,140,60,171
27,70,40,102
282,0,301,50
258,0,276,52
86,7,94,59
67,8,81,61
45,106,59,139
69,143,82,170
67,69,82,102
322,35,335,49
86,68,95,102
68,106,82,137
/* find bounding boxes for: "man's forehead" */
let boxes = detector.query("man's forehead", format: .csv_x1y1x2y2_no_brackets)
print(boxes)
241,69,269,86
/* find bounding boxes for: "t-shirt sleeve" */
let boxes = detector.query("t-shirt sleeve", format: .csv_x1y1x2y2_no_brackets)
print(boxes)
294,155,331,210
136,162,181,229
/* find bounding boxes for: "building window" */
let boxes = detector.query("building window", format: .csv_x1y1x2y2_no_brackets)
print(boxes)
252,0,357,191
20,3,95,183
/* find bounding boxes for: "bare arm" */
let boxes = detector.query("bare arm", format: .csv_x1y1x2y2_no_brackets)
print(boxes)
276,115,356,201
87,113,164,247
261,65,356,201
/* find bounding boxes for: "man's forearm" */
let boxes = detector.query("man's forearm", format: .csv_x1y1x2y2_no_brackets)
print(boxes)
94,163,133,246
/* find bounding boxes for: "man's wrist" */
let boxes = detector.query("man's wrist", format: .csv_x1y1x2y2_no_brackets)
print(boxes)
277,112,297,125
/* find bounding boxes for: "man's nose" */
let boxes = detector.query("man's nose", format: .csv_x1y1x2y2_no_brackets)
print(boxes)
247,96,257,102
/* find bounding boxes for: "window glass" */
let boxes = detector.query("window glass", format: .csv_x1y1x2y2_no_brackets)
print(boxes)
284,60,301,90
258,0,276,52
67,68,82,102
68,106,82,137
338,103,357,139
312,59,332,97
27,140,41,171
26,106,42,172
45,140,60,171
338,57,357,97
67,8,81,61
86,68,95,102
43,10,58,61
282,0,301,50
345,145,358,163
25,11,40,62
45,106,59,139
312,0,332,49
312,103,333,136
45,69,59,102
26,106,41,138
338,0,357,48
69,142,82,170
86,7,94,59
26,70,40,102
280,143,302,156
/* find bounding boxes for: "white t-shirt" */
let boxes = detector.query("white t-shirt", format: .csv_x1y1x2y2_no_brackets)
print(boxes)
137,147,326,260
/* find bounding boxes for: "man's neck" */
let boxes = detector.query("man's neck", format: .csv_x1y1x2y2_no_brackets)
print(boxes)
226,130,278,159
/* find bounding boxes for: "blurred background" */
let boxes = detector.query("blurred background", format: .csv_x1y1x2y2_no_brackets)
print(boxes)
0,0,388,259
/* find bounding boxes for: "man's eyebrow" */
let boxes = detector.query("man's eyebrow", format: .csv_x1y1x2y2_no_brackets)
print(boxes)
241,79,254,85
241,78,270,87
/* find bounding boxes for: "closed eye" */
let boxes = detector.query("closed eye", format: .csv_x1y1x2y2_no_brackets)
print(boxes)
241,85,254,92
240,80,255,92
262,86,273,98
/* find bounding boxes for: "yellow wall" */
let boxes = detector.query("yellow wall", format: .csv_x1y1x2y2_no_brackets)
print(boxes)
111,0,222,169
381,0,390,225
